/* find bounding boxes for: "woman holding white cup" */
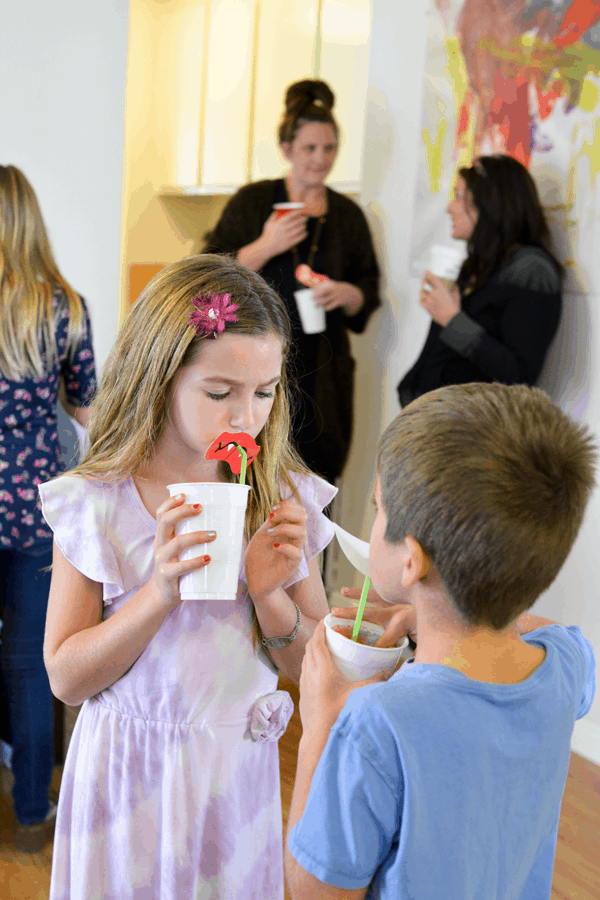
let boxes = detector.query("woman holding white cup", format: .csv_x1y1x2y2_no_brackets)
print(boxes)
398,154,563,407
204,79,381,485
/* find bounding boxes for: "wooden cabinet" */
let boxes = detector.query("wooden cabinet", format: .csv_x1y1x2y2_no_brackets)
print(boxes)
193,0,371,189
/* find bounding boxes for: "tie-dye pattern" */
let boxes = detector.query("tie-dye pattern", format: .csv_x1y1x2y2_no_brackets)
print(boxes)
38,471,336,899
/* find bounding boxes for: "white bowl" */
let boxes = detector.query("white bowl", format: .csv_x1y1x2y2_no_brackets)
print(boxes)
324,614,409,682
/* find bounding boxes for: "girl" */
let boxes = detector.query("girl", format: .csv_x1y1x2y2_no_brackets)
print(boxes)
0,164,96,853
39,254,335,899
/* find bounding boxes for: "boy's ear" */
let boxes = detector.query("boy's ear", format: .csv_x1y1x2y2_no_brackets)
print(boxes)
402,535,430,585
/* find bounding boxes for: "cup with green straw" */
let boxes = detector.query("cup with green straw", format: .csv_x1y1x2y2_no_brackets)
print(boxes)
323,523,408,679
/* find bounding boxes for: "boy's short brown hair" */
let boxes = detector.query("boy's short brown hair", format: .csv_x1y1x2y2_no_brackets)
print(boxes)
377,383,597,630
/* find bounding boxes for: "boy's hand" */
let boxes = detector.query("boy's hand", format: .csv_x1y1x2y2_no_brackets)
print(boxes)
245,500,307,601
299,619,391,738
334,588,418,647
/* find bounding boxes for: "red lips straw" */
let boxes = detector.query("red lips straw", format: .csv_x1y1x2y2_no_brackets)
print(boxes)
205,432,260,484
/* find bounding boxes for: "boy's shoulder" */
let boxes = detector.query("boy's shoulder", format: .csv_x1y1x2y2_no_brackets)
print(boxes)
335,623,595,757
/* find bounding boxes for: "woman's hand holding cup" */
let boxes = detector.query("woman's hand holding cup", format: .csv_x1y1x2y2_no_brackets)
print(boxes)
152,494,216,610
419,271,460,327
260,209,308,257
333,586,417,648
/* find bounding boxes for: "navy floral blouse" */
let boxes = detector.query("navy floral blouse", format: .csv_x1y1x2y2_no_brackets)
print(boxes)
0,289,96,553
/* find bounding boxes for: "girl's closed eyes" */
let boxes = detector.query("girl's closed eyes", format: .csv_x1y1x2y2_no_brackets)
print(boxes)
40,253,336,900
206,389,275,401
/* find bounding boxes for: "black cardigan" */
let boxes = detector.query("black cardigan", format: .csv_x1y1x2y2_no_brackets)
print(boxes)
398,247,562,407
204,179,381,479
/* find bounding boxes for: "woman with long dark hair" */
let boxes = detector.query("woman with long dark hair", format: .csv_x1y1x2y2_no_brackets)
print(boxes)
0,165,96,851
398,154,562,407
204,79,381,484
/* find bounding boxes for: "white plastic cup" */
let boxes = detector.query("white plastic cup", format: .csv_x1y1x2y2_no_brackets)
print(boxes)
324,614,409,681
294,287,326,335
167,482,250,600
273,202,305,218
428,244,465,289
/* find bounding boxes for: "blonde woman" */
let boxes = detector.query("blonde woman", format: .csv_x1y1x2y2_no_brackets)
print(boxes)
0,165,96,852
39,254,335,899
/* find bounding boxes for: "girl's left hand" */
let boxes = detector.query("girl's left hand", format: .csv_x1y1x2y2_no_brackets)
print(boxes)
299,619,392,737
312,280,364,315
245,499,307,601
420,271,460,326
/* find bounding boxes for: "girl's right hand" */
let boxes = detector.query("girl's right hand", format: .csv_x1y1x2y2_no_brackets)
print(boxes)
152,494,216,610
332,587,417,648
260,210,308,256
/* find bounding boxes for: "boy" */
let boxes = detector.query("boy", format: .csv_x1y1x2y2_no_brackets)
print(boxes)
285,383,596,900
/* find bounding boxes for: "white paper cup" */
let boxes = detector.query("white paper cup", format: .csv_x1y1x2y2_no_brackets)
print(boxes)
324,614,409,681
294,287,326,335
167,483,250,600
273,202,305,218
427,244,465,289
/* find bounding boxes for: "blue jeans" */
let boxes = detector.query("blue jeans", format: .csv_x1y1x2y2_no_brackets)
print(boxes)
0,544,54,825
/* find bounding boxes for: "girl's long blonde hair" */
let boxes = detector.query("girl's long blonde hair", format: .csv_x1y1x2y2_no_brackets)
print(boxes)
0,165,86,379
70,255,311,644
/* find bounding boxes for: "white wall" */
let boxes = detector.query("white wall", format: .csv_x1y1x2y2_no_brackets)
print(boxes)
337,0,600,763
1,0,129,374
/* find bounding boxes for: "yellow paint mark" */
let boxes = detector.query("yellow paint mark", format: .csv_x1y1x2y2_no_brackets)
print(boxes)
437,99,446,113
445,37,468,115
422,119,447,193
573,120,600,183
579,78,599,113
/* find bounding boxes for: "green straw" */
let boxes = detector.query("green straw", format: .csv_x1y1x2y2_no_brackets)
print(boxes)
351,576,371,642
237,446,248,485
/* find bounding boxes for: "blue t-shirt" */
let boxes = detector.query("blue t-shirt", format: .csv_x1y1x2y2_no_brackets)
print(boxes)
288,625,595,900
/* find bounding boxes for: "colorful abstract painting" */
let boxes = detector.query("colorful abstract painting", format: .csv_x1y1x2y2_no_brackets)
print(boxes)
411,0,600,295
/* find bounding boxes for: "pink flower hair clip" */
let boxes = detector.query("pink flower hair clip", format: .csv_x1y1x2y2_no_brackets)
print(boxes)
188,292,239,338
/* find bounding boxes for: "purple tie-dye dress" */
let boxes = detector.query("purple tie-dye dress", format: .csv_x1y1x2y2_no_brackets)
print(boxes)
39,471,336,900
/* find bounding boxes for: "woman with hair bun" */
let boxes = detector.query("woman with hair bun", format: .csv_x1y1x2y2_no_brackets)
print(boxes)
398,154,562,407
204,79,381,485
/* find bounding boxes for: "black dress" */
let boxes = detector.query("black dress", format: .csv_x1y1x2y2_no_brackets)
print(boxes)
204,179,381,483
398,247,562,407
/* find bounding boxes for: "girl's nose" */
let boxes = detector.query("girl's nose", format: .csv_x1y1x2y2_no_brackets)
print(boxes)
229,398,255,432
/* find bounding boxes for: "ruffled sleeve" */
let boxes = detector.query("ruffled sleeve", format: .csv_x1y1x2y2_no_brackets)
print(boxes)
281,472,337,590
38,475,125,605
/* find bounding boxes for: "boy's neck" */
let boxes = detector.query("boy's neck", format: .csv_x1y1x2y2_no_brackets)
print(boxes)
411,596,546,684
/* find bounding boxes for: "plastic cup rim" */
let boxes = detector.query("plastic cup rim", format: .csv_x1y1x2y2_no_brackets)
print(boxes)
325,614,408,652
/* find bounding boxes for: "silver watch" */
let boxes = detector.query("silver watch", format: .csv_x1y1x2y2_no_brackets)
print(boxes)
261,602,301,649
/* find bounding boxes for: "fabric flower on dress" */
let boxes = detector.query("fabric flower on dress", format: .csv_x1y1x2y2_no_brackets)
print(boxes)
188,292,239,338
248,691,294,742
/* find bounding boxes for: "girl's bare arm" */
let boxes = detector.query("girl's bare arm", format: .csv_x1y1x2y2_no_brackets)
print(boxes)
43,543,172,706
44,494,217,705
259,555,330,685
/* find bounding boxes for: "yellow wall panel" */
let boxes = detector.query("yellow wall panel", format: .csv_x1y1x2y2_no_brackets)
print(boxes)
250,0,320,182
320,0,371,184
201,0,256,186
